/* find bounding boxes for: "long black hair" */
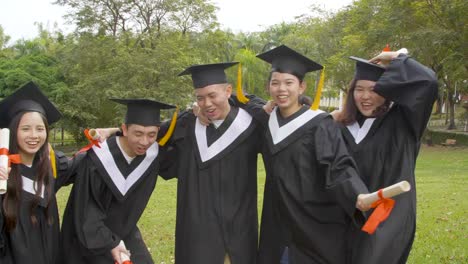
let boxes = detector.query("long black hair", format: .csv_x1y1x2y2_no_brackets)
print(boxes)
3,111,54,231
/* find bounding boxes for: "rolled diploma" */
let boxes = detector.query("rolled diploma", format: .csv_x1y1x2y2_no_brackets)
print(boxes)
0,128,10,194
361,181,411,205
88,129,101,141
119,240,131,263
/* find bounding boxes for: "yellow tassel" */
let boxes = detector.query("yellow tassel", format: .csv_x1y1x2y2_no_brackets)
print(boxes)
311,67,325,110
158,107,179,146
236,63,250,104
48,144,57,178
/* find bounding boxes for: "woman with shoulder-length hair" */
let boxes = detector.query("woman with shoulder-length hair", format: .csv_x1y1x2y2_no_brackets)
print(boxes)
333,49,438,264
0,82,82,264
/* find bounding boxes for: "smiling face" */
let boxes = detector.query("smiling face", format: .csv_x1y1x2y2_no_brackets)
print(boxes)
268,72,305,117
353,79,386,117
195,83,232,121
121,124,159,157
16,112,48,163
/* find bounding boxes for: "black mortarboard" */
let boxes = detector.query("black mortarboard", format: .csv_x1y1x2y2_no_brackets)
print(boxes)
256,45,323,79
349,56,386,82
0,81,62,127
178,62,238,89
110,98,176,126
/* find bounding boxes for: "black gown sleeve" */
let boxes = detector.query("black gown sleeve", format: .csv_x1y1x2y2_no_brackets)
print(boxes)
232,94,269,127
315,117,369,224
374,54,438,139
158,110,193,180
54,151,86,191
158,146,179,180
72,159,120,254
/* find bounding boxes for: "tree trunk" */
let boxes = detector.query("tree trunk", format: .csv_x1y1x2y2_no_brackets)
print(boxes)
445,82,456,130
435,93,443,114
61,127,64,146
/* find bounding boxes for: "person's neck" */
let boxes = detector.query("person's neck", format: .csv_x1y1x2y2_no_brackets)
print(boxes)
279,103,302,118
20,152,35,166
118,136,136,158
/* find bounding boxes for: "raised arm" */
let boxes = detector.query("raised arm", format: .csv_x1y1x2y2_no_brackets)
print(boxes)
373,53,438,139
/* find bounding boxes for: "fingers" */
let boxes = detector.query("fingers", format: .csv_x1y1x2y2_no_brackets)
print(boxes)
0,166,9,180
262,100,276,114
369,51,400,65
356,194,371,212
330,110,341,120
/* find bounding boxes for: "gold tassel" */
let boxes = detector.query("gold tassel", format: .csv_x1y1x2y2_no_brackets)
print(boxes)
158,107,179,146
48,144,57,178
311,67,325,110
236,63,250,104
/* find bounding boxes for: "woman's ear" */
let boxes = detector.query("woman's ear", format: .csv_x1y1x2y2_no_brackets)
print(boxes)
299,81,307,95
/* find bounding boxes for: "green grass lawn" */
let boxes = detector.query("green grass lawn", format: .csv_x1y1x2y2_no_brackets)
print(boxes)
56,145,467,263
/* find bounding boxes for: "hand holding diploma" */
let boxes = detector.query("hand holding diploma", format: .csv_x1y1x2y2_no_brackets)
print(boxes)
360,181,412,234
112,240,132,264
360,181,411,206
88,127,121,143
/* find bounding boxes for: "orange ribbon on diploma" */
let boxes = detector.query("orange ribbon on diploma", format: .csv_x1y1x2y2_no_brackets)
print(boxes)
0,148,21,167
77,128,102,153
361,189,395,234
0,128,22,194
360,181,411,234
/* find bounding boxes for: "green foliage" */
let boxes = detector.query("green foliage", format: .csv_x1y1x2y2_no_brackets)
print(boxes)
1,0,466,142
424,129,468,146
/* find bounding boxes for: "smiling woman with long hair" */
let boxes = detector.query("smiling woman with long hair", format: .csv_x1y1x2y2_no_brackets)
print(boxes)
333,50,438,264
0,82,82,264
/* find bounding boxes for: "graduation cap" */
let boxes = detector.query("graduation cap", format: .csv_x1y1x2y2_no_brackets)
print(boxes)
0,81,62,128
256,45,325,110
110,98,176,126
178,62,238,89
349,56,386,82
256,45,323,79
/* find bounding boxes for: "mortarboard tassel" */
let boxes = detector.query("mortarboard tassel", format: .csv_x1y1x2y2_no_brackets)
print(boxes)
311,67,325,110
49,144,57,178
236,63,250,104
158,107,179,146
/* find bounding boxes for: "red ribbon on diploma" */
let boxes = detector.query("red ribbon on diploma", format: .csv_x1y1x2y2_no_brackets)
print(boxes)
361,189,395,234
77,129,101,153
382,44,391,51
0,148,22,167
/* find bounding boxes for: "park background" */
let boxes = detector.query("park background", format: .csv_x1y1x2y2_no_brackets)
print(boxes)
0,0,467,263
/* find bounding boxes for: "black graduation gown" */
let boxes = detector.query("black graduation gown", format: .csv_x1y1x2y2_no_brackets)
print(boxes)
0,151,80,264
160,107,261,264
60,136,172,264
242,101,368,264
342,55,438,264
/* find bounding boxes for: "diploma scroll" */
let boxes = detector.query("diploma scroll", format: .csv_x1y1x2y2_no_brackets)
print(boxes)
361,181,411,205
0,128,10,194
87,129,101,141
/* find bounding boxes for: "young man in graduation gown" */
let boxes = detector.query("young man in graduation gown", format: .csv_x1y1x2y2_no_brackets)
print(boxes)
60,98,176,264
334,51,438,263
160,62,262,264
